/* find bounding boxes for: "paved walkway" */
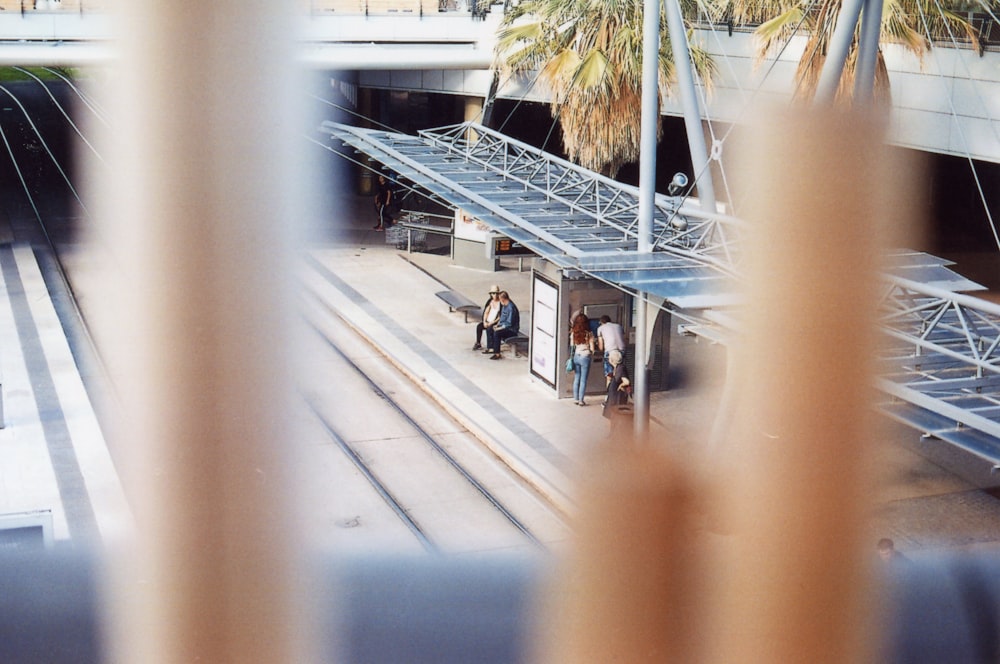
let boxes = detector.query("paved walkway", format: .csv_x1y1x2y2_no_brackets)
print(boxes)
3,193,1000,557
0,240,131,548
303,197,1000,555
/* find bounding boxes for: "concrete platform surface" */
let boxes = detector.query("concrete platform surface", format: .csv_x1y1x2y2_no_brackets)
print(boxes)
2,194,1000,560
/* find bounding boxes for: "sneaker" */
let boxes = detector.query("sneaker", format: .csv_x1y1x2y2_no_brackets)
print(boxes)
472,343,482,350
578,400,586,406
489,354,502,360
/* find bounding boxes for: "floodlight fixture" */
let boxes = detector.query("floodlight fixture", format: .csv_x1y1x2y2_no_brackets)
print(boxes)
668,172,688,196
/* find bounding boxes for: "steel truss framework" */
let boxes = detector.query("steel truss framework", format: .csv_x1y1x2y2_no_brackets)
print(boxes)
322,120,1000,464
879,278,1000,464
323,120,743,309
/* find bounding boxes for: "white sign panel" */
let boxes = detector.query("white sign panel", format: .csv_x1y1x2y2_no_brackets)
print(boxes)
530,273,559,387
454,208,490,243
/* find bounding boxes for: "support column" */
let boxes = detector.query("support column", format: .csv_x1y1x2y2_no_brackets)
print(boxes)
358,87,375,195
463,95,483,142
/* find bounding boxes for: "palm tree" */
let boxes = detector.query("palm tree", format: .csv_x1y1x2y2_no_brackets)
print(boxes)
494,0,717,177
715,0,983,104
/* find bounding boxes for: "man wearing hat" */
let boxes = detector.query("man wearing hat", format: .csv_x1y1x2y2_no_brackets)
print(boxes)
473,285,502,351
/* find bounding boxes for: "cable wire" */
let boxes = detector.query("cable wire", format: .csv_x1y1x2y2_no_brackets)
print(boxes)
916,0,1000,252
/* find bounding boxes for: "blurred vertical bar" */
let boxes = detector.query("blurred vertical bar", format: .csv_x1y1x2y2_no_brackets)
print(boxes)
706,108,915,663
95,0,308,662
534,446,700,663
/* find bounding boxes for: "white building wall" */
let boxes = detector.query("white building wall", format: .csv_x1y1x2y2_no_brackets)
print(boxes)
358,24,1000,164
0,11,996,163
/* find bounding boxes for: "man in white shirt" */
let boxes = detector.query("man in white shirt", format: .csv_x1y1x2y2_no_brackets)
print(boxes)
596,315,627,384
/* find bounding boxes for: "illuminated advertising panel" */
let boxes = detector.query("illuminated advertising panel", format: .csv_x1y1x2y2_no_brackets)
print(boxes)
530,273,559,387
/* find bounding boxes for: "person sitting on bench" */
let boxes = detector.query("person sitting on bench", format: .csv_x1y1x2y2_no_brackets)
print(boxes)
486,291,520,360
474,285,502,351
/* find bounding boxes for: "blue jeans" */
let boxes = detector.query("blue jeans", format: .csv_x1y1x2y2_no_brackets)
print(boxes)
572,352,591,402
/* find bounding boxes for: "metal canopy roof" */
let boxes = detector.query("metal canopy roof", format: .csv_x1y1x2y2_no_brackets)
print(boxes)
321,120,1000,463
321,120,743,310
322,121,981,307
876,278,1000,464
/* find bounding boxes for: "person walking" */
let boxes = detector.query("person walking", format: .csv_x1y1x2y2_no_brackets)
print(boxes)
474,285,502,351
596,315,627,385
372,174,394,231
486,291,519,360
569,312,596,405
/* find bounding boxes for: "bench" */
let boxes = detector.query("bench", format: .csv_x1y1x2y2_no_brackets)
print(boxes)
435,290,481,323
503,334,529,357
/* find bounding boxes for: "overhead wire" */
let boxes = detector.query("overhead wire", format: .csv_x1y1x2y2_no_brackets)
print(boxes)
688,14,738,212
916,0,1000,251
310,94,458,210
13,67,105,165
676,0,822,216
40,66,110,128
0,84,90,218
0,112,43,225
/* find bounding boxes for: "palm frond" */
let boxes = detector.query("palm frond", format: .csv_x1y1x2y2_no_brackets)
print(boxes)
493,0,714,175
573,48,611,88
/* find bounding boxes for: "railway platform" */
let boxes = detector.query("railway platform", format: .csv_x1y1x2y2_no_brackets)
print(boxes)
304,196,1000,556
2,194,1000,557
2,196,1000,662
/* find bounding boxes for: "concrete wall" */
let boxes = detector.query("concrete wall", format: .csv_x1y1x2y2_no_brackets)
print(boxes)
0,10,995,163
357,25,1000,164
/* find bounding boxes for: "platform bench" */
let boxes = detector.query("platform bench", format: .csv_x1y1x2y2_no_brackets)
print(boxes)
435,290,480,323
503,334,529,357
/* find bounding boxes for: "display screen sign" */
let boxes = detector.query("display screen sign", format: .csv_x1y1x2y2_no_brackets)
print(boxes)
491,237,533,257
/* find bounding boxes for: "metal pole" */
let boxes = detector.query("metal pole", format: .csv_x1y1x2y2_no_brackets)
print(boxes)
635,0,661,439
815,0,866,104
636,0,717,440
853,0,883,104
664,0,716,212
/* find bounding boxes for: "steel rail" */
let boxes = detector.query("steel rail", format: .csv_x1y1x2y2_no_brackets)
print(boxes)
305,310,547,550
304,397,439,553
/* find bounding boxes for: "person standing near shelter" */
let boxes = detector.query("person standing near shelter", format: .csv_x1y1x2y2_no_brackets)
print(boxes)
596,315,627,385
487,291,519,360
602,350,631,418
569,313,596,405
372,174,394,231
474,285,502,351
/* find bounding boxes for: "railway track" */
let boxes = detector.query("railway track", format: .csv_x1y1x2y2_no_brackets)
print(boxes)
298,292,570,555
